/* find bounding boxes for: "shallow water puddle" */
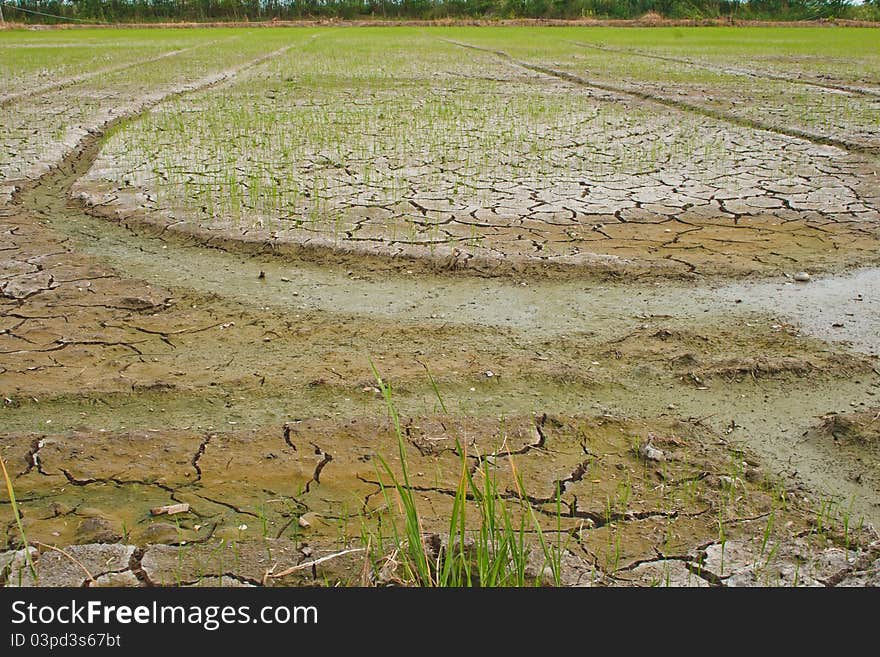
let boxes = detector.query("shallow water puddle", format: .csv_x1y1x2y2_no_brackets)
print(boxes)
48,203,880,356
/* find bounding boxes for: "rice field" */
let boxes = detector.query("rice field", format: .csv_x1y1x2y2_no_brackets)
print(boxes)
2,25,880,587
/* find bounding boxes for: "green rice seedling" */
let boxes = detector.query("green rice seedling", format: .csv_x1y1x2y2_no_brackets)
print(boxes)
369,360,564,586
123,520,137,545
759,510,775,561
759,540,780,582
257,503,269,538
605,530,622,573
615,474,632,515
717,497,727,576
370,359,432,585
541,481,566,586
229,539,242,577
0,455,36,581
814,497,835,538
466,456,530,586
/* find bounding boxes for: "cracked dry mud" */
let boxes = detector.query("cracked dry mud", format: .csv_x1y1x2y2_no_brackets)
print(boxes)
74,33,880,279
2,27,880,587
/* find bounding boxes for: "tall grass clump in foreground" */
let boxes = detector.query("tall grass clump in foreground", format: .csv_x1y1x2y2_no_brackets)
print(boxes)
0,455,37,580
368,361,563,587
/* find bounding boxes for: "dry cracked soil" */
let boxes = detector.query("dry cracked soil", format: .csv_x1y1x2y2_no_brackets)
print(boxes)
2,27,880,587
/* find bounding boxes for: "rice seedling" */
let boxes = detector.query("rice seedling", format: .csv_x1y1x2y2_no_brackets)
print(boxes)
840,495,862,553
0,455,36,580
759,510,776,561
367,360,565,587
814,496,835,538
717,496,727,576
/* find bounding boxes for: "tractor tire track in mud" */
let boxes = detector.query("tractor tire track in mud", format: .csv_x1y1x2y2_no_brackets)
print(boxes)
568,40,880,99
2,41,297,196
0,40,230,108
445,39,877,155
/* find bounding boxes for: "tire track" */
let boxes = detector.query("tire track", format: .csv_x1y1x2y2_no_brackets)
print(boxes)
443,39,874,156
4,42,296,197
0,41,225,108
569,40,880,99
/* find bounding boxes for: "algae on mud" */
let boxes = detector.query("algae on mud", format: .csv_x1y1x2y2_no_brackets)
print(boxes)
2,25,880,587
3,413,877,587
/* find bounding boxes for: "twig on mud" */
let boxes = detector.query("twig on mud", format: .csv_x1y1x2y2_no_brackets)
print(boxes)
687,413,717,427
263,547,366,582
32,541,96,585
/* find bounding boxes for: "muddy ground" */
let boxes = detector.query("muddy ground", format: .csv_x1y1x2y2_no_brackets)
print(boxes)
2,28,880,586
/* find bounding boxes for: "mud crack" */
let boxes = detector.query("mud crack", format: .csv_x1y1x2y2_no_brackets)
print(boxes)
304,443,333,493
190,432,215,483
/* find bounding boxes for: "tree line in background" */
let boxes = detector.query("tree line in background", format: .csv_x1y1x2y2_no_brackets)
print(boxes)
2,0,879,23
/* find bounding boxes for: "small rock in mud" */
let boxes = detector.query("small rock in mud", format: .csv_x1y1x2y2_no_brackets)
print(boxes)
631,363,663,379
810,547,854,580
298,512,319,528
793,271,812,283
116,294,169,311
9,544,134,587
91,570,141,587
699,541,754,578
726,564,823,588
433,533,476,562
74,518,121,545
624,560,709,588
150,503,190,516
141,539,300,585
0,548,39,586
49,502,74,517
186,576,255,587
744,466,763,483
835,558,880,587
807,409,880,448
524,549,599,587
718,475,743,490
639,441,665,462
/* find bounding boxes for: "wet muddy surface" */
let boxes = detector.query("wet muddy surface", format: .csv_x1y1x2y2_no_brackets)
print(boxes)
3,414,879,587
2,27,879,586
